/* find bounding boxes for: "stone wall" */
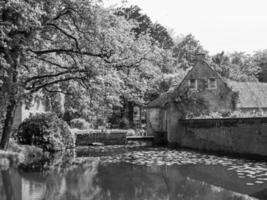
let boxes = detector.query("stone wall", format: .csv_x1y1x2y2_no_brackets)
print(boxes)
12,93,65,128
146,108,162,135
177,117,267,157
75,130,127,146
166,103,183,146
146,108,168,144
146,108,166,133
13,100,47,128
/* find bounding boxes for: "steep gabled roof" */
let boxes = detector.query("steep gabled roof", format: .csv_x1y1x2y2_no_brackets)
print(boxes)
146,60,224,108
175,60,227,91
227,80,267,108
146,88,175,108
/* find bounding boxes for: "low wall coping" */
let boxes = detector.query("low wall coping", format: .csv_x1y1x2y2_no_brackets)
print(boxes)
180,117,267,123
72,129,128,135
127,136,154,140
180,117,267,128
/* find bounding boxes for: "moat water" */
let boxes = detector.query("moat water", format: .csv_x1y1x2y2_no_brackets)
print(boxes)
1,146,267,200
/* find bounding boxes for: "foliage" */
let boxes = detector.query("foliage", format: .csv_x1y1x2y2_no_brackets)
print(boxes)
17,113,75,151
146,69,188,101
1,0,267,148
253,50,267,82
115,5,174,49
61,8,173,128
173,88,209,118
0,0,162,148
211,51,261,81
112,5,178,128
172,34,207,69
70,118,91,130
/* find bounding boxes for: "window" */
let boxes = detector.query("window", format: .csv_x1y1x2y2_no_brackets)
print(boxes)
208,78,217,89
188,79,197,90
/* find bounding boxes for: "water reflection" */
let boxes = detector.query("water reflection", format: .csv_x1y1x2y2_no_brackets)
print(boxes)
0,147,264,200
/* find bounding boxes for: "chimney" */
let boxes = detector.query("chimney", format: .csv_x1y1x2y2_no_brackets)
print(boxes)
195,53,206,62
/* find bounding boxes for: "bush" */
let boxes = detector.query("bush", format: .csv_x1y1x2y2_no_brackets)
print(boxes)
70,118,91,130
17,113,75,151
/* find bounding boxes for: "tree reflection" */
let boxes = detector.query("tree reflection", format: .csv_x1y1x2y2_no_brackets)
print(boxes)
1,170,15,200
21,159,251,200
0,149,258,200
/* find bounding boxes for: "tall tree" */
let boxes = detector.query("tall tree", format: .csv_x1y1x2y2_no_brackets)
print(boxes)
115,5,174,49
253,50,267,82
172,34,207,69
0,0,153,149
212,51,260,81
112,5,176,128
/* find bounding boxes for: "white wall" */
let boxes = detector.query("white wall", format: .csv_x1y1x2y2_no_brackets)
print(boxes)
13,93,65,127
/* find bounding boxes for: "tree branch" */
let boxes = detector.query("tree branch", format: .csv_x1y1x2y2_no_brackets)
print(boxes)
36,57,70,70
47,23,80,50
53,8,71,21
29,48,109,58
26,76,87,94
24,69,89,86
43,87,72,95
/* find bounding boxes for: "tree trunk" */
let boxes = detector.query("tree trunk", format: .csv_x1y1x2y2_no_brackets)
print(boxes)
1,170,15,200
0,51,19,150
0,95,17,150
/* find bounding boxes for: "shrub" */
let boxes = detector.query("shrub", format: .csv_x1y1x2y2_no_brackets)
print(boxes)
17,113,75,151
70,118,91,130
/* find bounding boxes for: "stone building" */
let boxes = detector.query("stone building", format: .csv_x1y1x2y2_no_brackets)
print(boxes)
13,93,65,127
146,57,267,147
0,93,65,132
13,98,48,128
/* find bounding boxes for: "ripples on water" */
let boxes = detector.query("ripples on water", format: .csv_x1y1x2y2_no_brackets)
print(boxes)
1,146,267,200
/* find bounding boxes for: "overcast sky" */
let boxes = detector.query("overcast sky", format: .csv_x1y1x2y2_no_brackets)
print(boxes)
106,0,267,55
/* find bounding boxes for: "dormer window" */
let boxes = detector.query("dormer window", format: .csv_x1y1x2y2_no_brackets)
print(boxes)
188,79,197,90
208,78,217,89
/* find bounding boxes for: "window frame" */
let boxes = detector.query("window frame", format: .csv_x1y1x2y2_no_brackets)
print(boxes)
208,78,217,89
188,79,197,90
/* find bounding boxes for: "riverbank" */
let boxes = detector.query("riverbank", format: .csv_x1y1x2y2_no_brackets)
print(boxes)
0,140,44,169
